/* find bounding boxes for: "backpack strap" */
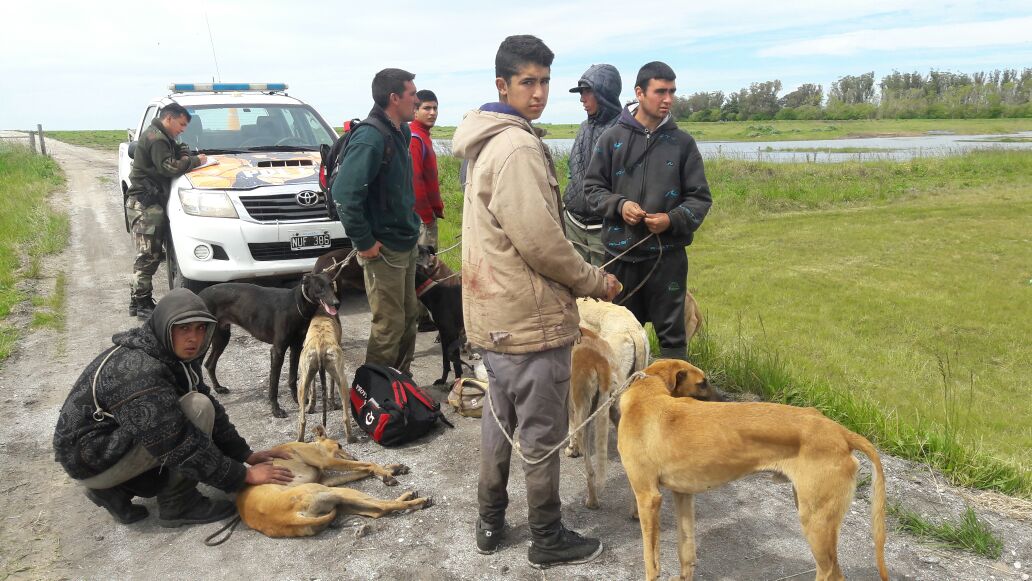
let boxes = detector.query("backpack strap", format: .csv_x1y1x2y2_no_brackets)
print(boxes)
352,116,396,211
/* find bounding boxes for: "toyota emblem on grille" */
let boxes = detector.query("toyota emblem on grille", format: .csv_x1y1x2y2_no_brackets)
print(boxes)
296,190,319,206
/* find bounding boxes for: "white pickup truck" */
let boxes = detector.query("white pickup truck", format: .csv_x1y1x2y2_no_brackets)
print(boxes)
117,83,347,291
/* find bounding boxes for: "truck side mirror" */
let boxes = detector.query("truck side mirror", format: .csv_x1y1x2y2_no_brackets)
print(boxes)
127,141,138,160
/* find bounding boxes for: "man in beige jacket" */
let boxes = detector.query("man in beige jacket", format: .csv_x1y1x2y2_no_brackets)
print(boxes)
453,34,620,570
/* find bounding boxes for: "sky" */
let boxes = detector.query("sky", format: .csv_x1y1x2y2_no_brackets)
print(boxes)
2,0,1030,130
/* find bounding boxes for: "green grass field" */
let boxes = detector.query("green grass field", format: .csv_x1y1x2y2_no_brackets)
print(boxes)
45,130,125,151
0,144,68,360
430,118,1032,142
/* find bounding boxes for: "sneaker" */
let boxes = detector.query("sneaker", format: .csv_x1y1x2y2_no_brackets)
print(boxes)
475,518,504,555
85,488,149,524
527,525,603,569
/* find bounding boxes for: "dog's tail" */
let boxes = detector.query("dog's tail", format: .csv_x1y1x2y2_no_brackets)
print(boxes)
631,328,650,373
846,431,888,581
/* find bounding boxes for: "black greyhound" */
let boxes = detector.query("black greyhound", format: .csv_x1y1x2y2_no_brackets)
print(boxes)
414,262,466,386
198,273,340,418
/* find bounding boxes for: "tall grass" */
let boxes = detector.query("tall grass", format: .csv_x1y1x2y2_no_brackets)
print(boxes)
0,144,67,360
889,504,1004,559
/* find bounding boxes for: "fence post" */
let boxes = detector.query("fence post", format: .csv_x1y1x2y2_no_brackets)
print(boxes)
37,124,47,156
28,131,38,154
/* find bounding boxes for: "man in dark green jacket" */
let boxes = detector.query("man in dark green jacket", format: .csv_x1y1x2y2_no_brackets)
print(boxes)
53,289,293,526
331,68,421,374
584,61,712,361
125,103,205,319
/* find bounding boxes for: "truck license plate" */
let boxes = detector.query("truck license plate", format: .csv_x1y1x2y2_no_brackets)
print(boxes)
290,231,331,251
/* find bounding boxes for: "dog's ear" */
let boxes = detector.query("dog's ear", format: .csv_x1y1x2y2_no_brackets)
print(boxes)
314,425,326,439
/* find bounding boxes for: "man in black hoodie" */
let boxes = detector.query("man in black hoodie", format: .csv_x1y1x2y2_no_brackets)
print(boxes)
53,289,293,526
584,62,712,360
563,64,622,267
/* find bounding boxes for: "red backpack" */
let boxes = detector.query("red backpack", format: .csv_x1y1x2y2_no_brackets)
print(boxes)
349,363,453,446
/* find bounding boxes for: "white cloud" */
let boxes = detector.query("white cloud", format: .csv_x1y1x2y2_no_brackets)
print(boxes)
759,17,1032,57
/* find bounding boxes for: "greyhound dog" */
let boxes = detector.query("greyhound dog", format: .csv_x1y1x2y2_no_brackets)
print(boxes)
236,426,432,538
312,247,365,305
414,260,466,386
565,327,620,509
297,311,352,443
198,272,340,418
619,360,888,581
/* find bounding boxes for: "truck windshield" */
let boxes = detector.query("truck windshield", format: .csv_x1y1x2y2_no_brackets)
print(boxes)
180,104,337,152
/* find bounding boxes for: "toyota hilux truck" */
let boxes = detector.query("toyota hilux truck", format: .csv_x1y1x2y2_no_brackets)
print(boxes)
117,83,347,291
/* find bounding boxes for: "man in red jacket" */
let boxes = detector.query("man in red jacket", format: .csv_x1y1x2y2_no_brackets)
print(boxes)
410,89,445,332
410,89,444,249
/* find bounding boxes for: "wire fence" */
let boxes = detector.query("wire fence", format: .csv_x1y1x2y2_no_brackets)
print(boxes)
0,125,49,156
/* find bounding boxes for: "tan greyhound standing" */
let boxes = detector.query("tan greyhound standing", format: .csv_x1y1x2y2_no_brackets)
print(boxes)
296,312,352,443
618,360,887,581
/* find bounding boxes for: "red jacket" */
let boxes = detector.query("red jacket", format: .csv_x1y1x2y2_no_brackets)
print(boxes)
409,120,444,224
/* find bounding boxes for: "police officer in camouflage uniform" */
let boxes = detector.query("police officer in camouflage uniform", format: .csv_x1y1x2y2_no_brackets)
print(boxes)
125,103,206,318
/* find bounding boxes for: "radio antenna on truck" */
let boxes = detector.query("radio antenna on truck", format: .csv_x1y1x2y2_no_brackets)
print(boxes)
204,8,222,82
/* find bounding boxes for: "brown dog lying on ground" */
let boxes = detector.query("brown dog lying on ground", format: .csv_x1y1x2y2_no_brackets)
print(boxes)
297,312,352,443
236,427,432,538
565,327,620,509
618,359,887,581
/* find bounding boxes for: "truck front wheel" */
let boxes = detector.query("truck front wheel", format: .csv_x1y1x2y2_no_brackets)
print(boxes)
166,240,209,293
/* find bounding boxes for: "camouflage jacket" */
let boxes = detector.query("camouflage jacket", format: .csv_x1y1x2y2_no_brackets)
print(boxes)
126,118,201,206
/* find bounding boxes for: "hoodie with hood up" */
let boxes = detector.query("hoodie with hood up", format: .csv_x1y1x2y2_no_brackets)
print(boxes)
453,104,608,354
563,64,622,226
53,289,252,492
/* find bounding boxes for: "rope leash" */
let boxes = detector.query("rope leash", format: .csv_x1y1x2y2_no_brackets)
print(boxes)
204,515,241,546
486,371,646,466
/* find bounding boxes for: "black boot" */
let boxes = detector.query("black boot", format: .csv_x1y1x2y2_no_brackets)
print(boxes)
85,487,149,524
134,294,157,320
528,523,603,569
128,291,139,317
156,475,236,528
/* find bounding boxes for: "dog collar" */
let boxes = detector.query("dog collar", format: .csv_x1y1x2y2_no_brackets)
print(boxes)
415,278,438,298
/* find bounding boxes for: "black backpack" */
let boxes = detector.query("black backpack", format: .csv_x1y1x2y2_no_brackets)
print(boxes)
319,116,396,220
349,363,453,446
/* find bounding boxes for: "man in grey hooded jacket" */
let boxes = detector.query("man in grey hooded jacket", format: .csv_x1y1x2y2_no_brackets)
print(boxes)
53,289,292,527
563,64,622,266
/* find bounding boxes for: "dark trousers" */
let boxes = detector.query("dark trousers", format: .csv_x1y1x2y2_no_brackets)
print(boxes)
608,249,688,350
479,346,572,539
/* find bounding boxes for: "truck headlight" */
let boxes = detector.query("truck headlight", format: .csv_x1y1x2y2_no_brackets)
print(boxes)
178,189,239,218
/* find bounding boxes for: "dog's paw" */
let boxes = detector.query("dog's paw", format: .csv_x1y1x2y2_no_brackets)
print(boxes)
389,464,410,476
382,475,399,487
346,434,358,444
433,378,447,386
564,445,581,458
584,498,600,510
333,400,343,411
213,385,230,394
397,491,416,501
272,407,288,419
420,496,434,509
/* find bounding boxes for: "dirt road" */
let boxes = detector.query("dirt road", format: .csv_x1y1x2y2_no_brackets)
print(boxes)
0,135,1028,580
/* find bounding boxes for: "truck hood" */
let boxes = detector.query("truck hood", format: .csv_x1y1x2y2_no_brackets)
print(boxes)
184,151,321,190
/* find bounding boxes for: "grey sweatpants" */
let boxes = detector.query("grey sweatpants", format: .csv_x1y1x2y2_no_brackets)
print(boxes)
478,346,572,538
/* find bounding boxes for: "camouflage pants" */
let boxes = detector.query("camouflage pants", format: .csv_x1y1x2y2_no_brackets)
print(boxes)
126,197,165,297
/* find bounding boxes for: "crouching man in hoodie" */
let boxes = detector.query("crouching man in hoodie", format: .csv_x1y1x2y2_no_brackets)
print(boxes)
53,289,294,527
452,34,621,569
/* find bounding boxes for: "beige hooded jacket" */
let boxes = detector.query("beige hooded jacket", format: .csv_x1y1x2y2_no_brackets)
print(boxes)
453,107,608,354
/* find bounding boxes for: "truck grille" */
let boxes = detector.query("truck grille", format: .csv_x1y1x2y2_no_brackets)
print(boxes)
238,191,332,222
248,238,351,261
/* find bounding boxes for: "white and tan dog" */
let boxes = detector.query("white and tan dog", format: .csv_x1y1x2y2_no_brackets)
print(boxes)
565,327,620,509
619,360,887,581
576,298,649,384
297,312,352,443
237,427,431,538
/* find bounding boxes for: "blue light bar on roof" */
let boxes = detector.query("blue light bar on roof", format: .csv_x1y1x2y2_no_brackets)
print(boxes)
168,83,288,92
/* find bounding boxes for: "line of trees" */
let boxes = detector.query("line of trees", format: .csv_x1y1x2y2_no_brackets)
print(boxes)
672,68,1032,121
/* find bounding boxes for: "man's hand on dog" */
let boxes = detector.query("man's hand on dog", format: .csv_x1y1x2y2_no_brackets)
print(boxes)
358,241,383,260
247,449,292,465
246,462,294,485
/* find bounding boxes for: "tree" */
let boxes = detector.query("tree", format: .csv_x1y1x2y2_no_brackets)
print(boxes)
830,72,875,105
779,84,823,109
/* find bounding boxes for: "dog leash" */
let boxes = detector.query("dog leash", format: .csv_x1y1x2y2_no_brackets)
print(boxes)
485,371,646,466
204,515,241,546
90,346,122,421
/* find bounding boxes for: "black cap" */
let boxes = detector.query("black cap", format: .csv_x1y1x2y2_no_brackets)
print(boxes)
569,80,591,93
